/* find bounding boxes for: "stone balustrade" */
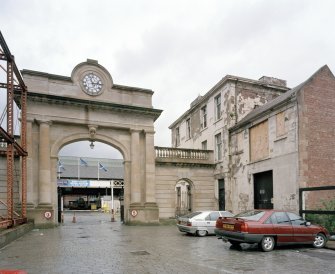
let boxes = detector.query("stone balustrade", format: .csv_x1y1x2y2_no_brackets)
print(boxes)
154,146,214,166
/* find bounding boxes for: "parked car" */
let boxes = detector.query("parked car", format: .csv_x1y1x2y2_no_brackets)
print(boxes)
177,210,234,236
215,210,330,252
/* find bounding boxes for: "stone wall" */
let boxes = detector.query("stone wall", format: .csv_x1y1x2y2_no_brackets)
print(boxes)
155,163,215,219
228,102,299,213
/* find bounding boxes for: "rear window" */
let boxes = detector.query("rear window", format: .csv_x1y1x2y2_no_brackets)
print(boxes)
234,210,265,221
220,211,234,217
181,212,202,218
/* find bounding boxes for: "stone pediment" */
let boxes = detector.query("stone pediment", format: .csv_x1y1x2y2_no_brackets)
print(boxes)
21,59,154,108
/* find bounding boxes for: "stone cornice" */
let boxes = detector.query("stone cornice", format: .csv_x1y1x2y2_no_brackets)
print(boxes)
21,69,154,94
25,91,163,121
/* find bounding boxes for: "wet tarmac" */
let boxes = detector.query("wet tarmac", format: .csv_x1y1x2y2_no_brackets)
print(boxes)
0,211,334,274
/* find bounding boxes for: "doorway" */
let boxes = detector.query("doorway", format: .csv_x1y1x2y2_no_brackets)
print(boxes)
218,179,225,210
254,170,273,209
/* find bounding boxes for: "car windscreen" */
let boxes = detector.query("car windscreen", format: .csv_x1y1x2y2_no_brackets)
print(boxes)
181,212,202,218
234,210,265,221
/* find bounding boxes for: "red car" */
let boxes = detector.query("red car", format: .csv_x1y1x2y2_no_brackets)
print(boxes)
215,210,330,252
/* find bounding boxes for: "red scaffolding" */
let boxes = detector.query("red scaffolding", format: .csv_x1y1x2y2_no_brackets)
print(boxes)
0,31,27,228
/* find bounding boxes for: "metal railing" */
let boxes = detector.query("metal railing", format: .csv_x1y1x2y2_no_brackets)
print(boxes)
299,186,335,215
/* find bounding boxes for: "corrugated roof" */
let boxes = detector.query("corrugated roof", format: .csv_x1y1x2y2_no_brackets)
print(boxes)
58,157,124,180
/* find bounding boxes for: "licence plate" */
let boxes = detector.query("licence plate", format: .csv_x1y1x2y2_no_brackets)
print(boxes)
222,223,234,230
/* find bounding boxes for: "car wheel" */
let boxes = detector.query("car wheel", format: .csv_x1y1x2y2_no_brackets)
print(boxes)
196,230,207,237
260,236,275,252
313,233,326,248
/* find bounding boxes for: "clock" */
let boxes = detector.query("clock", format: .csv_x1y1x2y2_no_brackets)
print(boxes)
82,73,103,95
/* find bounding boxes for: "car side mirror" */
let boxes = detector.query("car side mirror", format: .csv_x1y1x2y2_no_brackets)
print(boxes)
305,221,311,226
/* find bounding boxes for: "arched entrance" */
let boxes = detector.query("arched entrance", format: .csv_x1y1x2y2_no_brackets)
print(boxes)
22,59,162,227
57,141,124,223
175,179,193,217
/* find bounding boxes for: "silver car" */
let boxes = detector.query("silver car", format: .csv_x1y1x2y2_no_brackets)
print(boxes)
177,210,234,237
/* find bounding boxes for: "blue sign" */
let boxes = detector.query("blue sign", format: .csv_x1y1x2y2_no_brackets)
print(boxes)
57,180,90,187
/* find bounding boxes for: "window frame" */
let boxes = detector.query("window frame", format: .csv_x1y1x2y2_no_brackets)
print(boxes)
215,132,222,161
175,127,180,147
201,105,207,129
186,118,191,140
214,94,222,121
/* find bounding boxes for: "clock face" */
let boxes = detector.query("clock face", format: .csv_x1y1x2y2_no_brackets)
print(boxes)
82,73,103,95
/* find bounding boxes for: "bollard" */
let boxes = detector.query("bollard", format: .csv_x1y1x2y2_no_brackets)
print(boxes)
72,212,76,223
61,212,64,223
111,209,115,222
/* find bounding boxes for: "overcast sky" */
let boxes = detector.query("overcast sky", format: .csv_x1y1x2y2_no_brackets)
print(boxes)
1,0,335,158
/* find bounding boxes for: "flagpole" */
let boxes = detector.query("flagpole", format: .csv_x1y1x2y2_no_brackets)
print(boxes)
98,161,100,181
78,157,80,180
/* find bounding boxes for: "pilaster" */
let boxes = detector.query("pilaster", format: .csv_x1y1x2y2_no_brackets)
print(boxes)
37,120,52,206
130,129,141,204
26,119,35,208
145,130,156,203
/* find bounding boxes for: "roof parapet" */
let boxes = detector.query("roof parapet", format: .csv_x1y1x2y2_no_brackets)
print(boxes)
258,76,287,87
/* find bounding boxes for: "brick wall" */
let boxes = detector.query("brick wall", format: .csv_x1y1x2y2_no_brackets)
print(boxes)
298,66,335,208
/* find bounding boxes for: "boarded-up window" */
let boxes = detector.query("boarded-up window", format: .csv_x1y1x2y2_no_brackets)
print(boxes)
250,120,269,162
276,111,287,137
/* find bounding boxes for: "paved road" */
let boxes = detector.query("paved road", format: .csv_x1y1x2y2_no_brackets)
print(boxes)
0,211,334,274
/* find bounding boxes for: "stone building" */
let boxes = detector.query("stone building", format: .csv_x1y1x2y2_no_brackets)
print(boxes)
169,74,289,212
229,65,335,213
11,59,216,226
20,59,163,226
2,59,333,227
169,65,335,214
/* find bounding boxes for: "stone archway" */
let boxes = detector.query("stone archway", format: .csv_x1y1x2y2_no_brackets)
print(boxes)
22,59,162,227
175,178,194,217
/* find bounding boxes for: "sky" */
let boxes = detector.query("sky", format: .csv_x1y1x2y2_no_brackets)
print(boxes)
1,0,335,158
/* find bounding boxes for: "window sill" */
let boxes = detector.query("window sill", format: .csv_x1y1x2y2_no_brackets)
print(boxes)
274,135,287,142
248,157,271,165
214,117,223,125
200,126,208,132
231,150,243,156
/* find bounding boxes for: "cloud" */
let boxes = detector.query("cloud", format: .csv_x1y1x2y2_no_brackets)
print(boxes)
1,0,335,148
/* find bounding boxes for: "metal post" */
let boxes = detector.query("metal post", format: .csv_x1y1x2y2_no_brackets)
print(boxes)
6,59,14,225
57,187,61,223
111,181,115,222
119,186,124,223
0,31,28,227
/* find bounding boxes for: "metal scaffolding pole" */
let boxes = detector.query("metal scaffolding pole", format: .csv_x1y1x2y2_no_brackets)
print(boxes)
0,31,28,228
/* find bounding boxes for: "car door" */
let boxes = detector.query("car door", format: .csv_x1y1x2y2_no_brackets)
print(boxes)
205,211,220,234
287,212,313,243
271,212,294,244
